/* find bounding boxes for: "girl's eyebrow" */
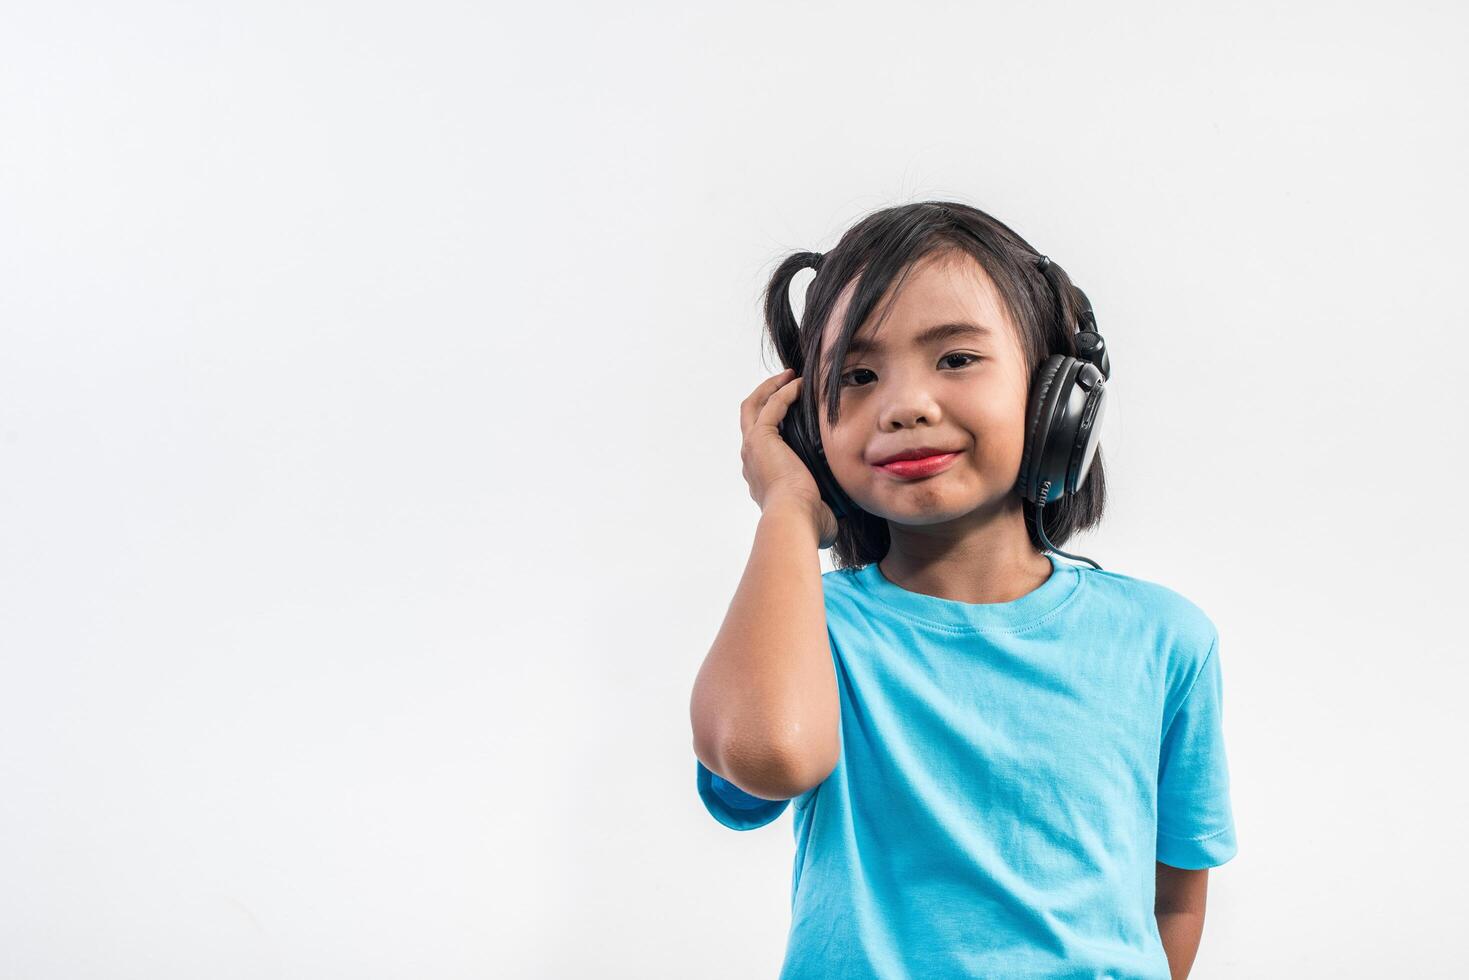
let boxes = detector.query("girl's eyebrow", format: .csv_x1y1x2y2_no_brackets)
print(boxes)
843,321,992,358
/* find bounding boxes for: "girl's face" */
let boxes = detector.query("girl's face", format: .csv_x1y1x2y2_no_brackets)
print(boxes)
816,249,1034,527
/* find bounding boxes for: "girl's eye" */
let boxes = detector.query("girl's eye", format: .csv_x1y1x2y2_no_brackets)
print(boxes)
838,353,980,388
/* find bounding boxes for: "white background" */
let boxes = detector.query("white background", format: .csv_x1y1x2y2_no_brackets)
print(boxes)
3,2,1465,977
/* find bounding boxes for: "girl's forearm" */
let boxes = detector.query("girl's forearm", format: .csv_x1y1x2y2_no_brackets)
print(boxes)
689,497,840,800
1155,910,1204,979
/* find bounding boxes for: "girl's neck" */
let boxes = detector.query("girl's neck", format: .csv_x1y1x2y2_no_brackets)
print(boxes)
878,499,1052,605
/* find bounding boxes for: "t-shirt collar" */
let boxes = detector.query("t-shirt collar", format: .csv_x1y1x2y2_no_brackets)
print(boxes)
852,551,1082,633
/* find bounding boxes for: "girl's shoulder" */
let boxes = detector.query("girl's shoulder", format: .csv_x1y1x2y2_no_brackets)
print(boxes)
1077,563,1219,656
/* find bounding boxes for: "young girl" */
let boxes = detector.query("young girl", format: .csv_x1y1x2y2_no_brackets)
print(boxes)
689,201,1236,979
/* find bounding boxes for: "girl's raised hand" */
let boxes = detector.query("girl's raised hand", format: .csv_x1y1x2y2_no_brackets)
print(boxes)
739,368,839,549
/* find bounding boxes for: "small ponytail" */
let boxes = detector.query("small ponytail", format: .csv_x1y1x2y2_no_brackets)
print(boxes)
761,251,824,375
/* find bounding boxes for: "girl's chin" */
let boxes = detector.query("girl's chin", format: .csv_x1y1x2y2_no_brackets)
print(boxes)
861,483,1011,520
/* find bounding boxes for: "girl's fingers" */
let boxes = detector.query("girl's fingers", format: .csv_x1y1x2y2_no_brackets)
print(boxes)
755,375,802,428
740,368,797,433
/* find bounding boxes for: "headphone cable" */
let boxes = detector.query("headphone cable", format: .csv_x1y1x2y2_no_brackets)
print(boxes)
1033,481,1103,570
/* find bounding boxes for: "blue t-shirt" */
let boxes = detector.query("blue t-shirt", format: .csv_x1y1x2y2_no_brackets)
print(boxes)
694,551,1237,979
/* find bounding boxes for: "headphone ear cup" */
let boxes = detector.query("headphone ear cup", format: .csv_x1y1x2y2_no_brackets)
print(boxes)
778,381,855,523
1065,375,1107,494
1018,356,1069,502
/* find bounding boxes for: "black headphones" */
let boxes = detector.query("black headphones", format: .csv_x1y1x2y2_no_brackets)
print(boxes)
777,253,1110,569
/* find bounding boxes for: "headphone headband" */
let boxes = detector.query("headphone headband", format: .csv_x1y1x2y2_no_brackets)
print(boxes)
1036,254,1108,381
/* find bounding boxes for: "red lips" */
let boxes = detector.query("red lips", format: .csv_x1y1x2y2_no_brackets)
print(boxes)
871,446,962,466
873,451,961,480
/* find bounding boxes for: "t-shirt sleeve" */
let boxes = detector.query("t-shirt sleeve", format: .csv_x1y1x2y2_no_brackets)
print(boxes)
695,759,790,831
1156,632,1238,869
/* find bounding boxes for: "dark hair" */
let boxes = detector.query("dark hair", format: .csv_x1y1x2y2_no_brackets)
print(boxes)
760,200,1107,571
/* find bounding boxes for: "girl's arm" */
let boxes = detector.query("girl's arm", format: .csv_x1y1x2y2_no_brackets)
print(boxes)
689,496,841,801
1155,863,1209,979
